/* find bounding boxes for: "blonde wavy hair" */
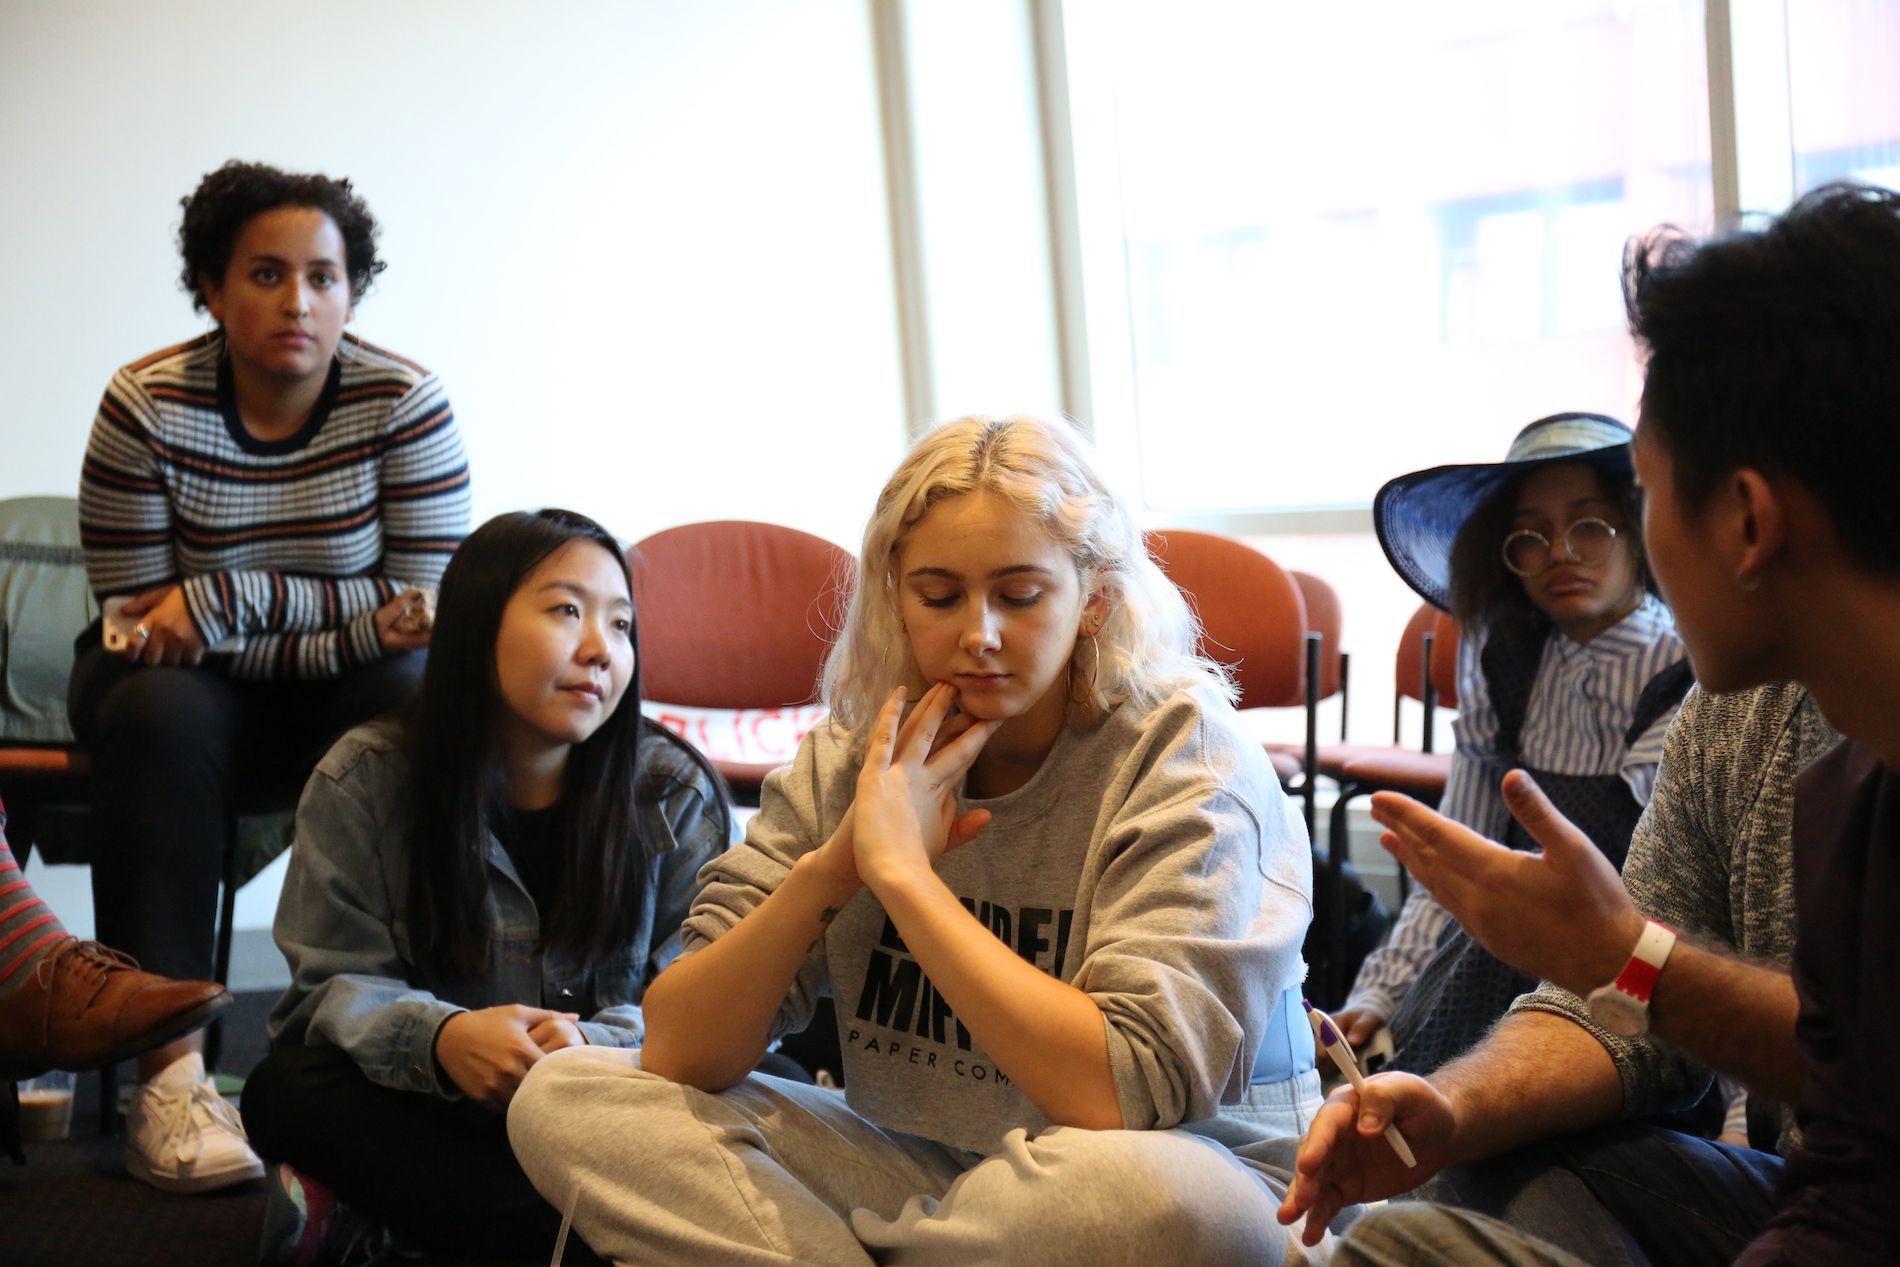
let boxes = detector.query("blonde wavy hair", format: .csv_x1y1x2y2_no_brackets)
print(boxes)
821,415,1234,735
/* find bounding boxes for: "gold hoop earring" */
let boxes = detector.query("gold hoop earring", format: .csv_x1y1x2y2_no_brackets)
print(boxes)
1083,631,1100,700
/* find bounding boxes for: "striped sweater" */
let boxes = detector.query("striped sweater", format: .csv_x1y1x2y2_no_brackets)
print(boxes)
77,332,471,680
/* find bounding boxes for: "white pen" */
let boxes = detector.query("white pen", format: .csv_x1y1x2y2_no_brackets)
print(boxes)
1304,998,1417,1169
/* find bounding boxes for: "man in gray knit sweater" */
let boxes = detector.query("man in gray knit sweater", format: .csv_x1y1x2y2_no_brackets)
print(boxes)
1433,682,1829,1262
1255,680,1834,1266
1281,182,1900,1266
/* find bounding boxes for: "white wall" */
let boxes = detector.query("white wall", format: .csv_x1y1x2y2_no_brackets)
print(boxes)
0,1,1438,952
0,0,907,548
903,0,1066,425
2,0,922,939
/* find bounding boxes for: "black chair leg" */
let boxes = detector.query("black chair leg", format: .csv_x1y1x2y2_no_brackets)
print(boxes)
1338,652,1351,742
1300,633,1321,844
2,1079,25,1165
1326,788,1357,1008
1307,784,1363,1010
99,1062,118,1136
205,844,239,1075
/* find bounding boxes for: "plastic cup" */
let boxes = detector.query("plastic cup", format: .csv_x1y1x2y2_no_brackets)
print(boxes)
16,1069,75,1142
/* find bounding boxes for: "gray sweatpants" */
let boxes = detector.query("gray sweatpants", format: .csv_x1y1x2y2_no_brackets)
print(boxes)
508,1046,1334,1266
1334,1205,1594,1267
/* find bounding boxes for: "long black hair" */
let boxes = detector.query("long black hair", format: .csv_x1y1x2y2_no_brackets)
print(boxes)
1625,182,1900,575
402,508,727,979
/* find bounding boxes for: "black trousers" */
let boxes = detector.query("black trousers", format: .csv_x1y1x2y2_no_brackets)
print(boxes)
243,1044,604,1264
67,642,423,981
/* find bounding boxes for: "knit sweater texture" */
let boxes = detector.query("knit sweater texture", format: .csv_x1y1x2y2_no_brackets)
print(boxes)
1511,680,1840,1155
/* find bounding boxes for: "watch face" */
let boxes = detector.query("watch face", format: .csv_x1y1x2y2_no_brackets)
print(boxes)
1588,987,1648,1038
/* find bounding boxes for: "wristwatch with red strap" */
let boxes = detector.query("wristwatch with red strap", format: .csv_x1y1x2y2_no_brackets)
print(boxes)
1585,919,1678,1038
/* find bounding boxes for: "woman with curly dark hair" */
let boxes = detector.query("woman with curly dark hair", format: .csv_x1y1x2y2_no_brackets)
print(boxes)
67,160,471,1193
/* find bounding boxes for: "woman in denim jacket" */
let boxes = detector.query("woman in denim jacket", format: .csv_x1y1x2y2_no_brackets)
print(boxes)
242,509,736,1264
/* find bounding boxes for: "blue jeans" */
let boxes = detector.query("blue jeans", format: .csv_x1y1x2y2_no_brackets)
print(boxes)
1418,1120,1783,1267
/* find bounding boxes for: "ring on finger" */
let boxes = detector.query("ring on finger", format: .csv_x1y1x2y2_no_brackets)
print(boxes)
134,623,151,640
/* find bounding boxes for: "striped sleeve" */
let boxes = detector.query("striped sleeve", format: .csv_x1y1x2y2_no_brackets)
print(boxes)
1439,634,1512,842
1719,1077,1750,1141
375,375,470,588
221,617,384,682
1621,711,1675,807
181,570,393,644
1617,619,1688,806
1344,750,1504,1012
1345,881,1455,1018
1345,635,1509,1016
77,373,178,598
177,376,469,649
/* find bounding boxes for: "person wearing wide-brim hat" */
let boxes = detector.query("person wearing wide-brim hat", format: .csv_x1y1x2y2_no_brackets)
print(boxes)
1333,412,1695,1082
1375,412,1653,620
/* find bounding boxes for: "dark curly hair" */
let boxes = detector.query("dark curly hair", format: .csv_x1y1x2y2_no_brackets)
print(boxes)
1625,181,1900,576
177,160,385,313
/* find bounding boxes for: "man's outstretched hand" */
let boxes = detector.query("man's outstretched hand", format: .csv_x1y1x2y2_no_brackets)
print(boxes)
1369,770,1645,996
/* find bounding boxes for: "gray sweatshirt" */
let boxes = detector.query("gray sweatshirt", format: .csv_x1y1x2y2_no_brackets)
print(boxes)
681,686,1312,1155
1510,681,1839,1154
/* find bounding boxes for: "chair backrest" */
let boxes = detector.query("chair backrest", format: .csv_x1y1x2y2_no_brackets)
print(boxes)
1391,603,1461,751
1289,570,1344,704
1393,603,1460,708
632,520,854,710
1143,529,1307,710
0,497,96,745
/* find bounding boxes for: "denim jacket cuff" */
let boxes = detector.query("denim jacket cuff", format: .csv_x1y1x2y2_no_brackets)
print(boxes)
401,1001,468,1098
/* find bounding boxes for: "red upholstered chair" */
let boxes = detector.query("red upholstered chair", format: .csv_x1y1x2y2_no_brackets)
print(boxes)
1307,604,1458,769
632,521,854,803
1266,570,1350,793
1143,529,1308,712
1143,530,1345,847
1290,571,1349,735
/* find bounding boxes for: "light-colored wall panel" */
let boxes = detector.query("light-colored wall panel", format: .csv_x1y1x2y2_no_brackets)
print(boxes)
0,0,905,549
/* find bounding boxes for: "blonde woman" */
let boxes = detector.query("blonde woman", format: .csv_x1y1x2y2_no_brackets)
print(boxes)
508,416,1322,1264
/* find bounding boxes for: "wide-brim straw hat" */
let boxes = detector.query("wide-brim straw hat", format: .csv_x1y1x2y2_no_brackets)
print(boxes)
1374,412,1634,613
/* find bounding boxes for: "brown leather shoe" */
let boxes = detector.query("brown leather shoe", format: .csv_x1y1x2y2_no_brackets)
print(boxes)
0,939,229,1079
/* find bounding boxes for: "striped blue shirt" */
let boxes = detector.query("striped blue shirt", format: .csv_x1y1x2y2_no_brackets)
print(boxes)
1346,594,1686,1018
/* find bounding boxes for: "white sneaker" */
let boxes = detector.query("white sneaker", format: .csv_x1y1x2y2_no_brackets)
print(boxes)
125,1052,265,1193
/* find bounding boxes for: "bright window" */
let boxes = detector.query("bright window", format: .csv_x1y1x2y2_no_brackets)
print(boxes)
1065,0,1713,515
1787,0,1900,193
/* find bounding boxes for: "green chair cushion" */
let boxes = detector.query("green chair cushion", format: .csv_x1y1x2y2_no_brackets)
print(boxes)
0,497,96,744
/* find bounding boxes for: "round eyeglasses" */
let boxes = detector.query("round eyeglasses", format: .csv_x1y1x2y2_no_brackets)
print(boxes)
1501,517,1620,578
